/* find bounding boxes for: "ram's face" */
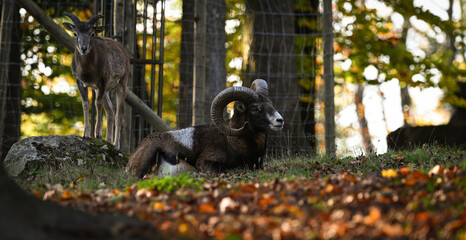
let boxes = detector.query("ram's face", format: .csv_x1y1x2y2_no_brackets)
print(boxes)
247,101,284,132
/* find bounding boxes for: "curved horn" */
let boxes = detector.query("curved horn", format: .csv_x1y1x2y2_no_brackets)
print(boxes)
211,86,259,136
250,79,269,97
64,13,81,24
88,14,104,25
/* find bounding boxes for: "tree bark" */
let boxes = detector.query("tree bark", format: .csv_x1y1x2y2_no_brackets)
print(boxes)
178,0,195,128
244,0,301,155
296,0,320,155
355,84,373,153
322,0,336,156
0,164,164,239
0,0,14,161
192,0,226,126
203,0,226,124
400,15,412,126
1,2,22,161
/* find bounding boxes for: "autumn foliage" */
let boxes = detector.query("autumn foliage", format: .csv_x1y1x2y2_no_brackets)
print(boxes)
34,163,466,239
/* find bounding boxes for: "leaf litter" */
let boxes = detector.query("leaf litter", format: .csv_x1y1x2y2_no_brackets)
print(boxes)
35,164,466,239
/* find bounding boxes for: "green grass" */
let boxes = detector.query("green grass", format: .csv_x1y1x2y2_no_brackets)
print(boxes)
14,145,466,193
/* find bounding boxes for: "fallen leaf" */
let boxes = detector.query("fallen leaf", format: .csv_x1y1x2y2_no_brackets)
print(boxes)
382,169,397,178
61,189,73,200
428,165,444,176
399,167,410,175
178,223,188,233
364,206,381,226
415,212,429,221
259,195,275,206
199,203,216,213
240,183,258,193
153,202,167,212
33,190,42,199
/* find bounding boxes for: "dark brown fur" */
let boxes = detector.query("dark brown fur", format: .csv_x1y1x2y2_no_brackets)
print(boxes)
128,102,270,178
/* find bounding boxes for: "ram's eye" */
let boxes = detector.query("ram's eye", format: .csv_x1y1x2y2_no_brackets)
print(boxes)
73,32,77,37
251,105,261,113
90,32,95,37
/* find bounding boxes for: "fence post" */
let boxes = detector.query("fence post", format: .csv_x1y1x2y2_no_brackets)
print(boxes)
322,0,336,156
0,0,14,160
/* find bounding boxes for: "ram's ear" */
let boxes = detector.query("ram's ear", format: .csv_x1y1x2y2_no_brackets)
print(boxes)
233,102,246,113
63,23,75,31
94,26,105,33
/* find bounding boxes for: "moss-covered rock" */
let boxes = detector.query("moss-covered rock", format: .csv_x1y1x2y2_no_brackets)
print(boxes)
3,135,127,177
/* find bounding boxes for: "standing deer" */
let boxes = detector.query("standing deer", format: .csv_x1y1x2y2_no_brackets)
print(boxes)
63,13,129,149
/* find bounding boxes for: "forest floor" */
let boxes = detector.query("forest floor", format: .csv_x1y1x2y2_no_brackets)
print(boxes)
18,146,466,239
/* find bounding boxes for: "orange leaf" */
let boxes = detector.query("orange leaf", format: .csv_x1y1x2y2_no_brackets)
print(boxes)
61,189,73,200
160,220,172,231
415,212,429,221
240,183,258,193
112,189,120,195
153,202,166,211
178,223,188,233
364,206,381,226
411,171,429,180
33,190,42,199
399,167,410,175
404,171,429,185
259,196,275,206
199,203,216,213
325,183,334,193
214,229,225,239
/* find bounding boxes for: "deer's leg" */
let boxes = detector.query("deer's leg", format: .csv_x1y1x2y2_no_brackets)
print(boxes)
113,82,127,149
95,88,106,139
77,81,91,138
103,92,114,143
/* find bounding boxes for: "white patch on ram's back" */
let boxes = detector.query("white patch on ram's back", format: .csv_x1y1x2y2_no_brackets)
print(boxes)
170,127,194,150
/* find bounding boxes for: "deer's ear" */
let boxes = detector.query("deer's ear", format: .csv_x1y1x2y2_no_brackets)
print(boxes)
63,23,75,31
94,26,105,33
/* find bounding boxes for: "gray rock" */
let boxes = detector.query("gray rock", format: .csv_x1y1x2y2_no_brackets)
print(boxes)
3,135,127,177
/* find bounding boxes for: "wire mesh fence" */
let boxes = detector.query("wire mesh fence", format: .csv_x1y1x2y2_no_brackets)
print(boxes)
0,0,333,159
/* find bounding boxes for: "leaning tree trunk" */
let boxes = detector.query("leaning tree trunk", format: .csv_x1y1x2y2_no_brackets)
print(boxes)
243,0,302,155
0,164,164,239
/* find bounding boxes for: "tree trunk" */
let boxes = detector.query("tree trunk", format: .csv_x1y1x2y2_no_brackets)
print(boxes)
192,0,226,126
400,15,412,126
296,0,319,155
203,0,226,124
355,84,373,153
322,0,336,156
1,2,22,161
114,0,132,153
178,0,195,128
0,0,14,161
244,0,301,155
0,164,164,239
